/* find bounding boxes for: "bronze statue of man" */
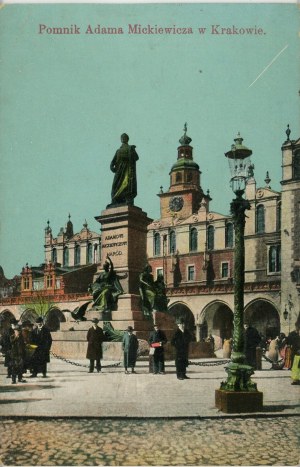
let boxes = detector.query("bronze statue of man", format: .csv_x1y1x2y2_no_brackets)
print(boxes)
110,133,139,206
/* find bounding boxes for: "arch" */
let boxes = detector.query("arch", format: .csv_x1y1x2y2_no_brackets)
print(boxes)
168,302,195,336
200,300,233,349
20,308,39,323
45,307,66,331
245,299,280,340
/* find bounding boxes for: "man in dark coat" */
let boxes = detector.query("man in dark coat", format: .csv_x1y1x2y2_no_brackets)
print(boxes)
0,318,18,378
10,325,26,384
244,322,261,369
30,317,52,378
171,319,192,380
148,323,167,374
86,318,105,373
122,326,139,374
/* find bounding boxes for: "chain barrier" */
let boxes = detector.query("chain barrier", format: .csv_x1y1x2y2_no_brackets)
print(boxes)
50,351,122,368
50,350,230,369
188,359,231,366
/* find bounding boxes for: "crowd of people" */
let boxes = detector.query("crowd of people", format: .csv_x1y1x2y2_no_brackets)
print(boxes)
1,315,300,385
0,317,52,384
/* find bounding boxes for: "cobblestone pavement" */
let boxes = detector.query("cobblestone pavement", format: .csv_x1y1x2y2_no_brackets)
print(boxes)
0,416,299,466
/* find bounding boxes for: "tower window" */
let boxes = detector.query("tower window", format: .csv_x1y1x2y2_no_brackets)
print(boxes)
176,172,182,182
75,245,81,265
256,205,265,233
225,223,234,248
169,230,176,254
154,233,161,256
207,225,214,250
51,248,57,264
87,243,93,264
63,247,69,267
23,276,30,290
189,228,198,252
268,245,281,273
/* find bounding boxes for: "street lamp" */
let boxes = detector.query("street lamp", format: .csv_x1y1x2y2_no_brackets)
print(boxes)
215,133,263,413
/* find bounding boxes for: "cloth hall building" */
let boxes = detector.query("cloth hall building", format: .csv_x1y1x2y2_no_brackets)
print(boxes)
0,126,299,351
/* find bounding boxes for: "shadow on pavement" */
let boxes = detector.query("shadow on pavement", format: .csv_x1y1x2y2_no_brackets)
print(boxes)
0,384,59,393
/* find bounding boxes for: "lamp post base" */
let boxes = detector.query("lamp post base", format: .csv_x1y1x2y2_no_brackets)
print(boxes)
220,362,258,392
215,389,263,413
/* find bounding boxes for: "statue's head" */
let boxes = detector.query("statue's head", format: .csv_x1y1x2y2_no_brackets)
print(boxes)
103,260,110,271
121,133,129,143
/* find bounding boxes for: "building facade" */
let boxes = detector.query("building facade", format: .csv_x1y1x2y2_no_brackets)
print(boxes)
0,126,299,350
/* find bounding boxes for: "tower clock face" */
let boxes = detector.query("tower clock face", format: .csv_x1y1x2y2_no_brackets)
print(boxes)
169,196,184,212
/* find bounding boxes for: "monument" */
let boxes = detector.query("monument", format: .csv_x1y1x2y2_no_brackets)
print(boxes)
53,133,171,359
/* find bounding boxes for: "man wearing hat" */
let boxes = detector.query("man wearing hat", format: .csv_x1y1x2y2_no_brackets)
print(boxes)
171,319,192,380
10,324,26,384
122,326,139,374
86,318,105,373
148,323,167,374
0,318,18,378
30,317,53,378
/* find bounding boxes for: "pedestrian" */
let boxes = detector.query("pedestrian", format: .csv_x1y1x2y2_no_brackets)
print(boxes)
122,326,139,374
86,318,105,373
21,320,34,373
244,321,261,369
286,322,300,369
148,323,167,374
10,325,26,384
171,319,192,380
0,318,18,378
30,317,52,378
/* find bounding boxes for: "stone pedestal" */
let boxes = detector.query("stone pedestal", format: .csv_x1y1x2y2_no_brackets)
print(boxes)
215,389,263,413
95,204,152,295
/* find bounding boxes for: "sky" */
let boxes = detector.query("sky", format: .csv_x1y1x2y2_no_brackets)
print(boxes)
0,2,299,278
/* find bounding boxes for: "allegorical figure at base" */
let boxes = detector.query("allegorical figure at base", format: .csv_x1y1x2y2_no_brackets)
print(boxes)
110,133,139,206
88,255,124,313
139,265,169,319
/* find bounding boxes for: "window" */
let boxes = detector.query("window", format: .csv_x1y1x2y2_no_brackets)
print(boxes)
87,243,93,263
154,233,161,256
46,275,53,288
63,247,69,266
189,228,198,252
256,205,265,233
221,262,229,278
176,172,182,182
207,225,214,250
75,245,81,265
169,230,176,254
225,223,234,248
276,202,281,231
187,265,195,281
94,244,98,263
51,248,57,264
294,150,300,179
269,245,281,273
23,276,30,290
156,268,163,279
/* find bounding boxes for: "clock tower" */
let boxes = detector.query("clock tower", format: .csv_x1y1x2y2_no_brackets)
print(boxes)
159,124,205,219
